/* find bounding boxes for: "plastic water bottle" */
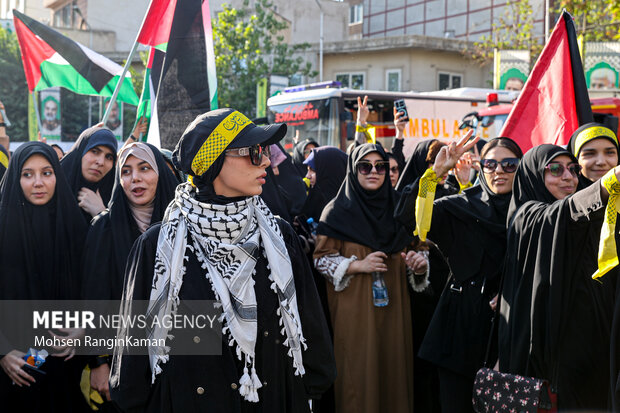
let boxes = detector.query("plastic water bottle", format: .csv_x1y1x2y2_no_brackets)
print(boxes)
306,217,318,236
372,272,389,307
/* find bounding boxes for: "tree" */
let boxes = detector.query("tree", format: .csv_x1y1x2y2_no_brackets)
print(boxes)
468,1,620,68
557,1,620,41
468,0,542,67
0,25,29,141
213,0,317,116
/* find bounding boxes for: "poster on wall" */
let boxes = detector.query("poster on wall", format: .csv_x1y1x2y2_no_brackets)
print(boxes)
104,98,123,140
493,50,530,91
40,87,61,140
584,42,620,89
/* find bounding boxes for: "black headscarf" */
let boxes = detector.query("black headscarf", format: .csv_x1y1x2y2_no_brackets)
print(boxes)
318,143,412,253
567,122,620,188
60,126,118,214
260,166,293,222
0,142,87,300
271,143,307,217
506,144,575,222
292,138,319,177
82,143,179,299
395,139,459,196
302,146,347,220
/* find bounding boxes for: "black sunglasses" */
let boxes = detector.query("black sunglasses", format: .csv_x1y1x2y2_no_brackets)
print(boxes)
480,158,519,173
225,144,271,166
356,161,389,175
544,162,581,177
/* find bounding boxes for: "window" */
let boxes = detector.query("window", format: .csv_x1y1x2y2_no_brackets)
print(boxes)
336,72,365,90
386,69,401,92
349,4,363,25
438,72,463,90
53,3,78,29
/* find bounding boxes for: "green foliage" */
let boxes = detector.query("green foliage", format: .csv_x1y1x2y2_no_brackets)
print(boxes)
469,0,542,67
557,0,620,41
469,1,620,68
0,26,29,141
213,0,317,116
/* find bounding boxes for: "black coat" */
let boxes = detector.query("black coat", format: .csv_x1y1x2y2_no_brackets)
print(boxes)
395,174,510,378
110,219,336,413
499,182,615,409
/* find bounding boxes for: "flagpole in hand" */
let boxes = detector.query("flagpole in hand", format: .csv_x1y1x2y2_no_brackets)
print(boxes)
101,0,154,126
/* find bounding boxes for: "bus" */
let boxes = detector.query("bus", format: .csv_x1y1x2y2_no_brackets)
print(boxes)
266,81,518,155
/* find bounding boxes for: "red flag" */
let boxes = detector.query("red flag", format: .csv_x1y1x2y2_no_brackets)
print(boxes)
137,0,178,49
499,11,593,153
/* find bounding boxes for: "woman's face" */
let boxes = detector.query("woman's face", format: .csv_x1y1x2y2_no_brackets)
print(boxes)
305,167,316,187
81,145,115,183
214,147,271,197
356,152,386,191
544,155,579,200
303,144,317,160
120,155,159,206
577,138,618,182
388,157,399,187
20,154,56,206
482,147,518,195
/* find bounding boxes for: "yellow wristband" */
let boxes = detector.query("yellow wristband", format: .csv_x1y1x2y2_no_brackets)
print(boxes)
356,124,368,133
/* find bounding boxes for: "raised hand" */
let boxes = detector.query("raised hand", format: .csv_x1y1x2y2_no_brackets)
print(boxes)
432,130,479,178
393,107,407,138
454,152,474,186
131,116,148,140
357,95,370,126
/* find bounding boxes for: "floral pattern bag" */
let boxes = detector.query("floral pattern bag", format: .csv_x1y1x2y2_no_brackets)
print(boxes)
472,367,557,413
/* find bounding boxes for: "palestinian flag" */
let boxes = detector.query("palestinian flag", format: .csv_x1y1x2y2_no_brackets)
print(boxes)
499,11,593,152
135,0,218,148
13,10,139,105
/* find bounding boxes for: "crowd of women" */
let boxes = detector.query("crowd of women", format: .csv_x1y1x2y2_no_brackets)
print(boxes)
0,97,619,413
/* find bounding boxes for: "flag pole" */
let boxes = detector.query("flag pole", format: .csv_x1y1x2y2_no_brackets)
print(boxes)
101,0,154,125
31,92,42,135
101,41,139,126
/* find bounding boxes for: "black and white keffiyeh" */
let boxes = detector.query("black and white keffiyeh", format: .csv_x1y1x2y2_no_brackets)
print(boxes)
111,182,306,402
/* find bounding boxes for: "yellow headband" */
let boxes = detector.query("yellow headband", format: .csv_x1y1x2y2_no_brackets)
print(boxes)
190,111,252,176
0,151,7,170
574,126,618,156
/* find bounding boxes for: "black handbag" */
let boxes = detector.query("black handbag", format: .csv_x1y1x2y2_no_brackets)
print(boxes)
471,269,557,413
473,367,556,413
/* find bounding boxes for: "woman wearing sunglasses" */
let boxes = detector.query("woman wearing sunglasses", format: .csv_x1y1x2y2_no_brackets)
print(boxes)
108,109,336,413
395,134,522,413
313,143,421,413
567,123,619,188
499,144,620,411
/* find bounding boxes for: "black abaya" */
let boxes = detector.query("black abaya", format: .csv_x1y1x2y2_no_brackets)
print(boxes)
0,142,89,413
499,144,616,410
301,146,347,221
110,221,336,413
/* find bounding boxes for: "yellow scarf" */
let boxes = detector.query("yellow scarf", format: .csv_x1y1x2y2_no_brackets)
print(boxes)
414,167,441,241
593,169,620,280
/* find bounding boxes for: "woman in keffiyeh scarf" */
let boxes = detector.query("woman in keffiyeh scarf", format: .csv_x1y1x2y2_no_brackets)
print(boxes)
109,109,335,413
